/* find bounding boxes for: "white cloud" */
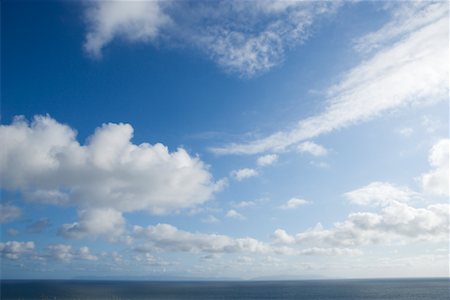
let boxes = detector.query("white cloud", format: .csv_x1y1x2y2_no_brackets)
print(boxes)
0,115,224,235
82,1,340,77
272,229,296,245
297,141,328,156
344,182,418,207
420,139,449,196
59,208,126,240
0,203,22,224
225,209,245,220
353,1,447,54
275,201,449,247
279,198,309,210
0,241,35,260
83,1,171,58
256,154,278,167
211,2,448,154
233,198,267,209
230,168,258,181
133,223,271,254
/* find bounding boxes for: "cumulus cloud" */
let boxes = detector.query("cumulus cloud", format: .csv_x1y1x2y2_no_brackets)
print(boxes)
212,2,448,154
82,1,340,76
0,241,35,260
420,139,449,197
0,203,22,224
344,182,418,207
272,229,296,245
83,1,171,58
225,209,245,220
279,198,309,210
297,141,328,156
275,201,449,247
59,208,126,240
257,154,278,167
230,168,258,181
133,223,271,254
0,115,224,238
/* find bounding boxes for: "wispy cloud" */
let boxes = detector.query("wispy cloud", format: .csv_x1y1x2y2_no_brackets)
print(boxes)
297,141,328,156
82,1,341,77
211,2,448,154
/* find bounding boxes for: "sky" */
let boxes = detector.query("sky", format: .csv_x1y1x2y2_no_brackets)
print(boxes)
0,0,449,280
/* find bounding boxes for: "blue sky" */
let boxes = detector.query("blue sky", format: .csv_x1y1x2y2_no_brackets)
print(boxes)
1,0,449,279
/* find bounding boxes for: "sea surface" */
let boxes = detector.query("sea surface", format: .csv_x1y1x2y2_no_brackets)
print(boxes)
1,278,448,299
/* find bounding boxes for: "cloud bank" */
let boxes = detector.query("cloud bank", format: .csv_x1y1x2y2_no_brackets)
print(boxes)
0,115,225,238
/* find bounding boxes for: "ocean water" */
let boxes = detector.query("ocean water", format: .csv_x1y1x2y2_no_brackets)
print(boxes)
1,278,448,299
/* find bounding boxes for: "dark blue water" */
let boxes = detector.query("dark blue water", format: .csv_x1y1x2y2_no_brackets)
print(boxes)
1,278,449,299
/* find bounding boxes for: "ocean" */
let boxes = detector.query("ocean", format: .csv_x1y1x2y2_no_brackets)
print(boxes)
0,278,448,299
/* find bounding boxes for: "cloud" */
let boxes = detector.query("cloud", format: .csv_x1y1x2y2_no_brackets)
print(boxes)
275,201,449,247
211,2,448,154
59,208,126,240
353,1,447,54
0,241,35,260
82,1,340,77
298,247,362,256
83,1,171,58
344,182,418,207
27,218,51,233
233,198,267,209
256,154,278,167
397,127,414,137
0,204,21,224
230,168,258,181
133,223,271,254
297,141,328,156
420,139,449,197
202,215,220,224
279,198,309,210
45,244,97,262
225,209,245,220
272,229,296,245
0,115,223,230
